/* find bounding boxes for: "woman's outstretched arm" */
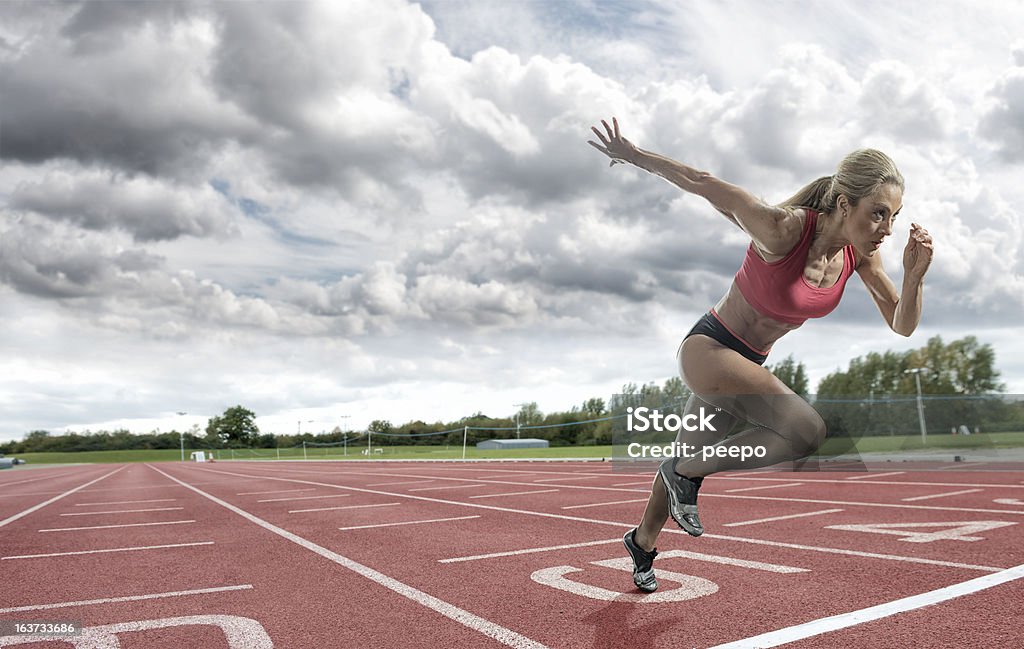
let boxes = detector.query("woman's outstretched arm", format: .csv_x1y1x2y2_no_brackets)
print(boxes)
588,117,801,256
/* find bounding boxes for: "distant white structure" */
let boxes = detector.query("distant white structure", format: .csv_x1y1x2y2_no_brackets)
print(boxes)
476,438,550,450
190,451,208,462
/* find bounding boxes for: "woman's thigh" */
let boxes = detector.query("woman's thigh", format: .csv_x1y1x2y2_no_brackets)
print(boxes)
674,393,740,447
678,335,823,439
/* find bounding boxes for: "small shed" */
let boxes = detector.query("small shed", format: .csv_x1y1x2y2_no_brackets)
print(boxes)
190,451,208,462
476,438,550,450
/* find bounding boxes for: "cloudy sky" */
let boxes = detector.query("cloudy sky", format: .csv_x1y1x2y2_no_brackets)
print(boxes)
1,0,1022,442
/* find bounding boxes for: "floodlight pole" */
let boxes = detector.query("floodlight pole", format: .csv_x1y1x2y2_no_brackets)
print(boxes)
298,419,313,460
176,412,187,462
904,368,928,443
513,402,530,439
340,415,350,457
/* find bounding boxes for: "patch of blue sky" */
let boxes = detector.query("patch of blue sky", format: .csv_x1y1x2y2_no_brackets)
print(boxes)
209,178,337,248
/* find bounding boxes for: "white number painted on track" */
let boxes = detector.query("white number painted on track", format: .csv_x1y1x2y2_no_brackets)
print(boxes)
993,498,1024,506
532,557,717,603
826,520,1017,543
0,615,272,648
530,549,805,603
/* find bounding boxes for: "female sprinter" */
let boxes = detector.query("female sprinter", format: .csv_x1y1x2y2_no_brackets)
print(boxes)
587,118,934,592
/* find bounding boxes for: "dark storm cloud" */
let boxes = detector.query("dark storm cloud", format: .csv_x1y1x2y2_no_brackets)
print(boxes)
9,172,238,241
0,1,256,177
0,219,154,298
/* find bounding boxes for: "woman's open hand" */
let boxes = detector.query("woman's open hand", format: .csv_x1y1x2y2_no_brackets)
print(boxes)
588,117,639,167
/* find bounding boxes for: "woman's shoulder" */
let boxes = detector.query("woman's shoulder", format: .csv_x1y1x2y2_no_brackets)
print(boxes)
794,207,818,226
751,207,813,263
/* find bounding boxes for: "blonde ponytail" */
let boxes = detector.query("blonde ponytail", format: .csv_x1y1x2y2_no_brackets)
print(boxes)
779,149,904,212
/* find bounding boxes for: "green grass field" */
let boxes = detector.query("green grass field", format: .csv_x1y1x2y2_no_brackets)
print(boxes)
5,431,1023,466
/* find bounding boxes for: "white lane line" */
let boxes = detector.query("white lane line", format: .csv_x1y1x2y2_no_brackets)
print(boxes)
532,476,602,483
228,464,1024,493
75,499,177,506
561,498,649,510
408,484,485,493
724,482,804,493
0,474,78,488
846,471,906,480
702,533,1006,572
192,466,1007,573
702,492,1024,517
339,515,481,531
994,498,1024,506
237,488,316,496
0,585,252,614
150,466,550,649
257,494,350,503
469,489,559,499
0,466,128,528
0,490,70,499
561,497,647,507
713,475,1024,490
708,563,1024,649
901,489,984,502
440,539,622,563
611,481,651,487
937,462,990,470
0,467,126,529
40,520,195,532
60,507,185,516
658,549,807,573
3,542,214,560
289,503,400,514
366,480,435,487
722,508,845,528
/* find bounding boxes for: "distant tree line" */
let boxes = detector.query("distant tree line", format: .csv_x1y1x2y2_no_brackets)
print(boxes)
815,335,1018,437
3,336,1017,455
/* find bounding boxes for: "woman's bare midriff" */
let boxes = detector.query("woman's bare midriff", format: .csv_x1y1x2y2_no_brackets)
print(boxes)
712,281,801,352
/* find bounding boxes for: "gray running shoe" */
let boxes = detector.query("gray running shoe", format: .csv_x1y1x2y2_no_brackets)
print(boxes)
657,457,704,536
623,528,658,592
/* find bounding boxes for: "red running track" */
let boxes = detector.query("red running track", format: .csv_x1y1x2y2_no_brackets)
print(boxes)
0,460,1022,648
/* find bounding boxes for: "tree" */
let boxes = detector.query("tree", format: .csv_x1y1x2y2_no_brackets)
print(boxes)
815,336,1005,437
767,355,810,399
817,336,1003,399
514,402,543,426
581,398,606,417
662,376,692,404
206,406,259,447
909,336,1005,395
368,419,393,435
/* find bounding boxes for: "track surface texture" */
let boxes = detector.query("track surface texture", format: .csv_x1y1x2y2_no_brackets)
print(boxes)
1,460,1021,648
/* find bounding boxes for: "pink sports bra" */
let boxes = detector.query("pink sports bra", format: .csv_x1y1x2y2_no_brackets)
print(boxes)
733,210,856,325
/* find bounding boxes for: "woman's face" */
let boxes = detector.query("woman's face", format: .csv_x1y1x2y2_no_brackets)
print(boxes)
845,183,903,256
